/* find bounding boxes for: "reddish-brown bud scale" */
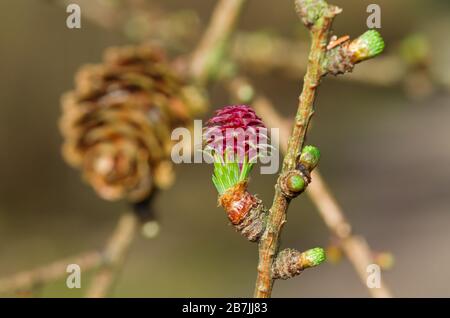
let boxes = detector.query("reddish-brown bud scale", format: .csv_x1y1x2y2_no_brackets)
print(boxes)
218,182,267,242
219,182,255,224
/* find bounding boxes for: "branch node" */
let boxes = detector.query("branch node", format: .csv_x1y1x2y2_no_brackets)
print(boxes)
295,0,342,30
279,169,310,199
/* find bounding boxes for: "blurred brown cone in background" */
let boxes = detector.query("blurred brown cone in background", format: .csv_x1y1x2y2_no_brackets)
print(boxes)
60,44,207,202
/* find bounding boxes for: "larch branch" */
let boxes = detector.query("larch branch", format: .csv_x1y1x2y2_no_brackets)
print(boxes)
253,2,340,298
253,94,392,298
189,0,247,83
0,250,103,295
85,212,139,298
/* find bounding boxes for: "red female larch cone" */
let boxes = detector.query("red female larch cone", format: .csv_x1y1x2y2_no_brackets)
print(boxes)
206,105,269,242
60,44,207,202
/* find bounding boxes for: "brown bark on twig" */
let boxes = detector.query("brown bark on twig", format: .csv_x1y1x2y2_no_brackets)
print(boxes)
307,175,393,297
253,3,341,298
253,95,392,298
0,250,103,295
85,212,139,298
231,32,406,87
0,210,143,298
189,0,246,83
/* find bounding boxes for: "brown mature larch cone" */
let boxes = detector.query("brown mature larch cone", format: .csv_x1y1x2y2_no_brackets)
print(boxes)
60,44,207,202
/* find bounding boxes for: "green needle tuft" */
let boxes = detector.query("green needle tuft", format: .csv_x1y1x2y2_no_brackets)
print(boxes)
212,154,254,195
303,247,326,268
350,30,385,62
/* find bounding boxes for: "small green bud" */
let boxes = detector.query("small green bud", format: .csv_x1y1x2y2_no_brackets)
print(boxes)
302,247,326,268
300,145,320,171
286,174,306,193
349,30,385,62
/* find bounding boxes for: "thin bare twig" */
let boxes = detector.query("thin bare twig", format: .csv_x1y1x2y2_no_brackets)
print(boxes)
189,0,247,83
252,93,392,298
53,0,436,95
0,212,141,297
51,0,201,50
253,3,341,298
231,32,406,87
85,212,139,298
0,250,103,295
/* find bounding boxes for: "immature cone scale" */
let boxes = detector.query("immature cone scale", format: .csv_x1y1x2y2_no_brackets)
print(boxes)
60,44,207,202
206,105,266,158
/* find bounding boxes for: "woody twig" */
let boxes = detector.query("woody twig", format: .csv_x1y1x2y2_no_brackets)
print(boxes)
85,212,139,298
0,250,103,295
229,78,392,297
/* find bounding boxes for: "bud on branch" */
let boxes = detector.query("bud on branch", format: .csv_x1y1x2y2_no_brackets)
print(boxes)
272,247,326,279
279,145,320,198
326,30,385,75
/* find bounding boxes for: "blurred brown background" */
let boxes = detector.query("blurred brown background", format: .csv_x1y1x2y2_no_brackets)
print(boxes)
1,0,449,297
